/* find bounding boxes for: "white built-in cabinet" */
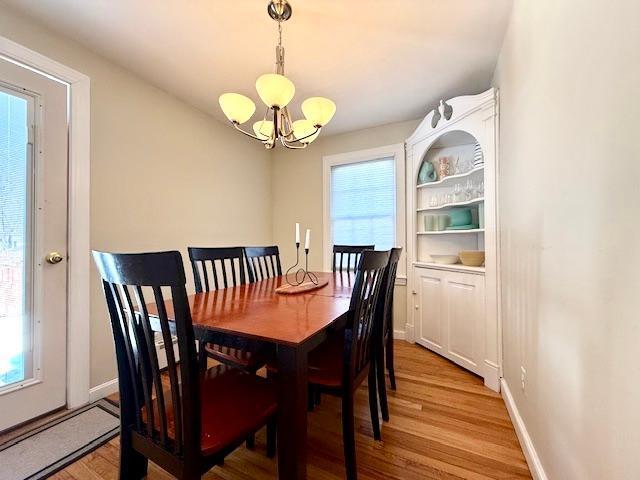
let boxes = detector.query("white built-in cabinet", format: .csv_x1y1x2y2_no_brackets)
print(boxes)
405,89,500,391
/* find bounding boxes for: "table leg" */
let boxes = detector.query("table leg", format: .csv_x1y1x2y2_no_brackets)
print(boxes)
276,344,308,480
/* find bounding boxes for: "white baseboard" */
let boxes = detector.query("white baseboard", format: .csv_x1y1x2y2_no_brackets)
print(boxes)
89,378,119,403
393,329,406,340
501,379,548,480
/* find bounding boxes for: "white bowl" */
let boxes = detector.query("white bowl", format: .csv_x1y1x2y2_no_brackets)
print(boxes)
430,254,459,265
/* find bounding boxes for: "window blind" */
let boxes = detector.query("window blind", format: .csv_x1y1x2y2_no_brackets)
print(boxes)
330,157,396,251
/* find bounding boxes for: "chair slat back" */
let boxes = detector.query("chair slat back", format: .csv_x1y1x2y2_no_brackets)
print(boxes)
332,244,375,273
245,246,282,282
93,250,200,458
376,248,402,340
346,250,389,382
188,247,248,292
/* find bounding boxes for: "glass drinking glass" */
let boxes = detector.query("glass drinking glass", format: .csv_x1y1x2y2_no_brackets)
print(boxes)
452,157,460,175
464,179,474,200
453,183,463,202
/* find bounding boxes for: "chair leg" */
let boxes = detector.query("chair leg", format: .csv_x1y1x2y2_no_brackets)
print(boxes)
386,336,396,391
341,394,358,480
246,433,255,449
198,340,208,370
308,385,315,412
367,369,381,441
376,346,390,422
266,417,277,458
119,431,148,480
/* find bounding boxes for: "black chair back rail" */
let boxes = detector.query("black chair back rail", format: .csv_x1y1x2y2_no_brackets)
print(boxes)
379,248,402,340
374,247,402,421
345,249,390,385
332,244,375,273
93,251,199,460
188,247,247,293
245,246,282,282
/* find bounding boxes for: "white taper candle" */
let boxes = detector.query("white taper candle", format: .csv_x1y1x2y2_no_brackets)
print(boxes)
304,229,310,250
295,223,300,244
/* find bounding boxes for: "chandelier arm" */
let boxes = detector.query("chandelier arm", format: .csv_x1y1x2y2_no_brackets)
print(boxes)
261,105,271,122
273,106,280,141
280,136,308,149
293,126,322,143
279,108,295,138
232,121,270,143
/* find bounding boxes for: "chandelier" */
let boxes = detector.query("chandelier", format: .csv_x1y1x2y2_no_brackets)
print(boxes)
218,0,336,149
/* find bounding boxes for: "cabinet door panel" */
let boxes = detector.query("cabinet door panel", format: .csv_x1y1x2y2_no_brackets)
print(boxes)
445,273,484,375
416,270,444,353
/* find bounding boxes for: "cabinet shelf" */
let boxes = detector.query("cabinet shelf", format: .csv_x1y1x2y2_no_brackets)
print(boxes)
417,197,484,212
417,229,484,235
417,166,484,189
413,261,485,275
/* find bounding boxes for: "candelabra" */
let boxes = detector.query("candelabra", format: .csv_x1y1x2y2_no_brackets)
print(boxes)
285,242,319,286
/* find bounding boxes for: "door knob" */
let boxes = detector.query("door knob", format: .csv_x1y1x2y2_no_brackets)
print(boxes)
46,252,64,264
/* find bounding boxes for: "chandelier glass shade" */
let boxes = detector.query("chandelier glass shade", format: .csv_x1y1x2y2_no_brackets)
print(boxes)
219,93,256,124
218,0,335,149
255,73,296,109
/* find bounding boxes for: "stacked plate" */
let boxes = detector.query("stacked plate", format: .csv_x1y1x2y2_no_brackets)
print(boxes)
473,142,484,168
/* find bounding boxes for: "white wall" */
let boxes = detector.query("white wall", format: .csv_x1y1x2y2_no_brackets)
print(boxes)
0,5,273,388
493,0,640,478
271,119,420,333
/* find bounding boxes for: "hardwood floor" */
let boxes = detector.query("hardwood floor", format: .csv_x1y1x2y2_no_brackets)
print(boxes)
50,341,531,479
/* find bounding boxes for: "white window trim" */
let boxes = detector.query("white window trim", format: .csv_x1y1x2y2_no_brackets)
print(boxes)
322,143,406,283
0,36,91,408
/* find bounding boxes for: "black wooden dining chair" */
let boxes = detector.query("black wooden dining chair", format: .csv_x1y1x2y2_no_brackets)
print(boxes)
373,247,402,422
187,246,265,373
93,250,277,480
188,246,270,451
306,249,390,480
245,246,282,282
332,244,375,272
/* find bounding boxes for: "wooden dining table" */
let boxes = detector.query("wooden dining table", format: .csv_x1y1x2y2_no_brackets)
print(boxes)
185,271,355,480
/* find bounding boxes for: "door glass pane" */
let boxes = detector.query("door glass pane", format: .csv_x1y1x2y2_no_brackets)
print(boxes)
0,89,32,388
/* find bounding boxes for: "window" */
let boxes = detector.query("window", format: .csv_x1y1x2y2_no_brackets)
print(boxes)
331,158,396,250
323,144,405,277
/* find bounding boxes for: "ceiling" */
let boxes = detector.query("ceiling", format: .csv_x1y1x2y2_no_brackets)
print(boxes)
2,0,513,135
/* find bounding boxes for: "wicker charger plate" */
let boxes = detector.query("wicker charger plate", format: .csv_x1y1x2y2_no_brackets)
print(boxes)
275,278,329,295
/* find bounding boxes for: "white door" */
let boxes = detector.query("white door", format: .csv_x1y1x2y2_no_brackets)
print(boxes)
0,57,69,431
415,267,446,355
443,271,485,376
